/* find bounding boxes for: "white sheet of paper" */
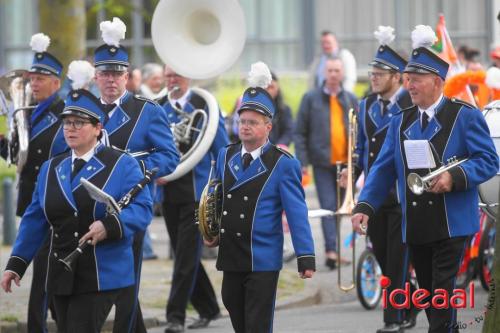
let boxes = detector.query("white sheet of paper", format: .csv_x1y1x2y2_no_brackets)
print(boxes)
308,209,334,218
404,140,436,169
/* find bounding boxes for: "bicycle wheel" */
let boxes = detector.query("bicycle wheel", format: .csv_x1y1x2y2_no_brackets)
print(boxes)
479,218,496,291
356,249,383,310
455,241,475,290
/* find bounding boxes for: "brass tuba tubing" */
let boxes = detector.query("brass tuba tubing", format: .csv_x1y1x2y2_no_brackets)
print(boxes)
336,109,357,292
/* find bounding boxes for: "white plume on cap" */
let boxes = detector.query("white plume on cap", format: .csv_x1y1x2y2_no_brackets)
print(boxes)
30,33,51,53
100,17,126,47
67,60,95,90
374,26,395,46
486,67,500,90
247,62,272,89
411,25,438,49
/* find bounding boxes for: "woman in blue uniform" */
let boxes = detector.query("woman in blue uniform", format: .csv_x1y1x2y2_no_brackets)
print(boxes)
1,62,153,333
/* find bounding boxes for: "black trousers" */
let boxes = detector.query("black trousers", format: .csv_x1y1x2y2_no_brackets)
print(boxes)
221,271,280,333
53,289,121,333
368,199,415,324
114,231,147,333
28,235,57,333
163,201,220,324
410,236,468,333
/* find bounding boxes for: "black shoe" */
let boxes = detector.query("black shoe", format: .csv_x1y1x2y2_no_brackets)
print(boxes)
401,308,420,329
188,313,221,329
376,323,404,333
164,321,184,333
325,258,337,270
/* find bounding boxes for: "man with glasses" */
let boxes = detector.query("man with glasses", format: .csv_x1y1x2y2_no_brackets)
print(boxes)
295,56,358,269
0,32,68,333
204,63,315,332
341,27,417,333
156,65,227,333
93,17,179,332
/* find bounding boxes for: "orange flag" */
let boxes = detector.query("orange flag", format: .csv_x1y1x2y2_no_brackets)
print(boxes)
432,14,476,106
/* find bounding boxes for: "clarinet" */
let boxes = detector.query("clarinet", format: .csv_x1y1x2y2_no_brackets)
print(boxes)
59,167,158,272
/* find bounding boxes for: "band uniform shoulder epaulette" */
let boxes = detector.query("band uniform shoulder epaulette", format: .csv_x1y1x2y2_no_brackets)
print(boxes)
134,94,161,107
395,104,415,115
451,97,475,109
274,145,293,158
226,141,240,148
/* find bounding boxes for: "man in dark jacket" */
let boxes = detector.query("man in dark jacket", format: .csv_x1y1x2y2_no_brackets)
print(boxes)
295,56,358,269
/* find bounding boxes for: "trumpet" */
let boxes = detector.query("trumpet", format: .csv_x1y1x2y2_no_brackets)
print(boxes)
407,157,467,195
335,108,357,292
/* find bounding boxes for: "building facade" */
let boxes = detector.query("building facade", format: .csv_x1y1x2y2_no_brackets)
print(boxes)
0,0,497,76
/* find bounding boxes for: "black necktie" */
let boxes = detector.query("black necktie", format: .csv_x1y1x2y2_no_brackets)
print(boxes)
242,153,253,170
72,158,86,179
381,100,390,115
421,112,430,131
103,103,116,114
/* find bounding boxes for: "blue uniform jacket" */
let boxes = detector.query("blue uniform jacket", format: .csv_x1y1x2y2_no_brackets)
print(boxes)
354,97,499,244
5,145,153,294
215,142,315,272
105,91,179,178
355,89,413,177
161,90,229,201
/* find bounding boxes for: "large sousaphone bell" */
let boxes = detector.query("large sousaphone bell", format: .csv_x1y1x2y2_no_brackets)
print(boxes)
0,70,33,173
151,0,246,240
151,0,246,182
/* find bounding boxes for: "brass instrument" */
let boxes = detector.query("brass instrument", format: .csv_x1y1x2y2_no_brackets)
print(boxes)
407,157,468,195
0,70,33,173
335,108,357,292
196,161,222,241
151,0,246,182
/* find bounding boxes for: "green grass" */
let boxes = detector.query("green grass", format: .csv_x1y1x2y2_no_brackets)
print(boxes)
0,314,19,322
214,75,368,118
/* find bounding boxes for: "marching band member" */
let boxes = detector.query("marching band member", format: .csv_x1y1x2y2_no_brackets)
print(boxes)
156,65,227,333
92,17,179,332
1,60,153,333
351,25,498,332
0,32,68,333
204,62,316,333
343,26,419,333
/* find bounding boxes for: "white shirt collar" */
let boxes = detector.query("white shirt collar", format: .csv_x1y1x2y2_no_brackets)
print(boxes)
241,142,267,161
169,88,191,109
418,94,444,119
72,142,101,165
100,90,128,117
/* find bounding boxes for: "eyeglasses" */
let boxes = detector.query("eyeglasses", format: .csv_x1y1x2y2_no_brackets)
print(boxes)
237,119,269,127
368,71,392,79
62,119,93,130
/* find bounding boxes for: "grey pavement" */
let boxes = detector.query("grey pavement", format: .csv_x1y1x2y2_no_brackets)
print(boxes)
0,185,492,332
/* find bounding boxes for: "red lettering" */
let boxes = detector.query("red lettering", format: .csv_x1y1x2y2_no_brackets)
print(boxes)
432,289,449,309
450,289,466,308
411,288,430,309
389,282,410,309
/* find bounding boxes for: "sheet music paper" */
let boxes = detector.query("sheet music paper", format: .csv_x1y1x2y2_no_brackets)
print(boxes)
403,140,436,169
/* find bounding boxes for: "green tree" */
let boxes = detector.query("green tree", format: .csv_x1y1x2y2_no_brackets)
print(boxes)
39,0,86,74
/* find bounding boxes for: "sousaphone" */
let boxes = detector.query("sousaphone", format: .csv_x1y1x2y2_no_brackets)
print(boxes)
151,0,246,181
